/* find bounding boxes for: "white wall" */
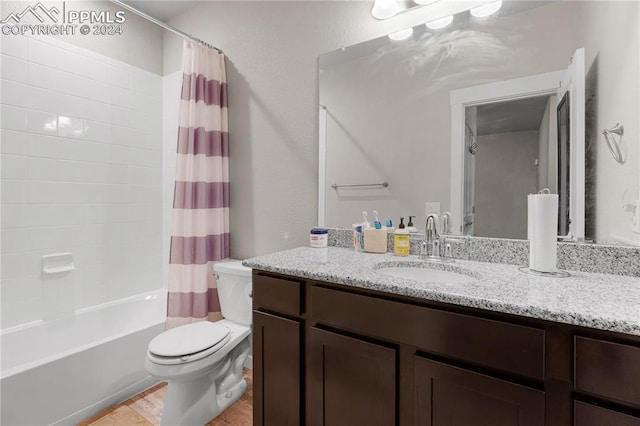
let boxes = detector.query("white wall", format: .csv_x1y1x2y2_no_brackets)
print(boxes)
537,98,554,192
320,1,583,232
321,51,445,229
159,0,640,257
0,1,164,74
1,35,163,329
162,1,496,259
581,1,640,243
159,0,635,249
474,131,539,239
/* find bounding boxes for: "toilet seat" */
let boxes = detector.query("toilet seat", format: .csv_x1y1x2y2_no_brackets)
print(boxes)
147,321,231,365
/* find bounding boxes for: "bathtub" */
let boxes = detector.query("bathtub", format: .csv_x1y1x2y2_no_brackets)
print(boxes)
0,289,167,426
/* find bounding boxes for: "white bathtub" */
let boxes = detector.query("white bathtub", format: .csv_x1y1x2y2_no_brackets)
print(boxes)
0,289,167,426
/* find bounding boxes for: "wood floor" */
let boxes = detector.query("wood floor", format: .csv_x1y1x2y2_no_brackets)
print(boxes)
78,369,252,426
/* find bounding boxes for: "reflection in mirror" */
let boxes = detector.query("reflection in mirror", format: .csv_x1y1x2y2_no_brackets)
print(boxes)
319,0,639,245
452,48,584,242
464,95,556,240
557,91,571,237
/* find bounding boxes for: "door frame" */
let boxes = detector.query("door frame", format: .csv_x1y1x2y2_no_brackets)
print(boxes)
449,70,564,236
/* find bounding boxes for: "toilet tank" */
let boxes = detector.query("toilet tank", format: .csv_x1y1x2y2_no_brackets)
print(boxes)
214,260,252,326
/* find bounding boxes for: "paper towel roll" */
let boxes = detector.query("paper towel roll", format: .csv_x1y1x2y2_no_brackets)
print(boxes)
528,193,558,272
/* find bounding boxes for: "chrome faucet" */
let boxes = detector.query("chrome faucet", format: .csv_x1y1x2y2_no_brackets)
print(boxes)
441,212,450,235
421,213,453,262
424,214,439,255
420,214,440,259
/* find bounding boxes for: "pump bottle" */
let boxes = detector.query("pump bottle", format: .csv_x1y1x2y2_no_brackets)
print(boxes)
393,217,410,257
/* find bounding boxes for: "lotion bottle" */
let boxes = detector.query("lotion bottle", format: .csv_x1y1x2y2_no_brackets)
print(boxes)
406,216,418,233
394,217,410,257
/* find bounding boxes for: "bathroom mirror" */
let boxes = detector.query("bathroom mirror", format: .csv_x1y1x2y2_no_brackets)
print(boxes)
319,0,640,245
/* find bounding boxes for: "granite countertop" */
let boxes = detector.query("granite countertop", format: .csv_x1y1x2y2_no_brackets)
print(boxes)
243,246,640,336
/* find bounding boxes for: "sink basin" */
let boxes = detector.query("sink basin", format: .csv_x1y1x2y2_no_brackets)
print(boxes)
377,265,478,284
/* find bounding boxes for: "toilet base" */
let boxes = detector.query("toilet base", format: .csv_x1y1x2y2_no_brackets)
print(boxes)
159,337,250,426
160,378,247,426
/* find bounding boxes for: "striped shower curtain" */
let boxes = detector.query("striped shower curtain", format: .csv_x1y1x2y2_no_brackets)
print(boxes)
166,42,229,329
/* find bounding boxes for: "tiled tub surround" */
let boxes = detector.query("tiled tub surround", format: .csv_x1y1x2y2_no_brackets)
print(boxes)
1,35,163,327
244,246,640,336
327,228,640,277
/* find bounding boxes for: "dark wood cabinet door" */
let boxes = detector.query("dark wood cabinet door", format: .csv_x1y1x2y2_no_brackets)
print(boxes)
574,401,640,426
574,336,640,407
414,357,545,426
309,327,397,426
253,311,301,426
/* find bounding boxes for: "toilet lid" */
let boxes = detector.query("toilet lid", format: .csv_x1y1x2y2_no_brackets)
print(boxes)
148,321,230,357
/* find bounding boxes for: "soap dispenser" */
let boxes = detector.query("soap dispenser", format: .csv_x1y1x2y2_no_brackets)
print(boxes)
407,216,418,233
394,217,410,257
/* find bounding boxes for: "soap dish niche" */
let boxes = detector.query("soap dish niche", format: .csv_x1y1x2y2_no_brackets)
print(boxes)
42,253,75,275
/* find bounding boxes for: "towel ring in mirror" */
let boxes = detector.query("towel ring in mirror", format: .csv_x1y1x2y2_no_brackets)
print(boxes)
602,123,625,164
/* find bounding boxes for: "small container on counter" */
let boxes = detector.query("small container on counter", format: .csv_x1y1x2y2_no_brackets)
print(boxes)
364,228,388,253
310,228,329,248
353,224,364,251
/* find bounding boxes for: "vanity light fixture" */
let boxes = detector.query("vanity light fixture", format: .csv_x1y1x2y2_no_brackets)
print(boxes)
425,15,453,30
371,0,401,20
470,0,503,18
388,27,414,41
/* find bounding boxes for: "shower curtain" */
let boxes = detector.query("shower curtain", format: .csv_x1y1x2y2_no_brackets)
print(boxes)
166,41,229,329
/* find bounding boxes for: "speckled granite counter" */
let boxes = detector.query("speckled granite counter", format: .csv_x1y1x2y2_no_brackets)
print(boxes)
244,246,640,336
327,228,640,277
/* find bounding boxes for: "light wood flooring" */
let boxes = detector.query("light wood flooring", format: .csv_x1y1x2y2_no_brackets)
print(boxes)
78,369,252,426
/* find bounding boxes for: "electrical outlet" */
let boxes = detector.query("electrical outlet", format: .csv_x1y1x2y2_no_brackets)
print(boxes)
425,202,440,216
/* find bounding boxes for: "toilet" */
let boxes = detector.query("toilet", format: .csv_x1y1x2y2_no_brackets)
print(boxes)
145,260,252,426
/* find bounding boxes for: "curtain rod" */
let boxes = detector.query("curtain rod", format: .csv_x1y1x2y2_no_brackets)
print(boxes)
110,0,223,54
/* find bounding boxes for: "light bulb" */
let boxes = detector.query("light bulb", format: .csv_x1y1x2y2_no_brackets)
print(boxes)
371,0,400,20
388,28,414,41
425,15,453,30
470,0,502,18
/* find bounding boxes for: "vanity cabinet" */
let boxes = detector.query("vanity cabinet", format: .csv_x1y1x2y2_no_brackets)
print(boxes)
574,336,640,407
309,284,545,425
253,274,304,426
308,327,396,425
574,401,640,426
572,336,640,426
252,271,640,426
414,357,545,426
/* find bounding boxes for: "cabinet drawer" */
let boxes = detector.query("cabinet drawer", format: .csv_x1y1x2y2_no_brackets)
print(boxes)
574,401,640,426
574,336,640,407
253,274,302,316
311,286,544,380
